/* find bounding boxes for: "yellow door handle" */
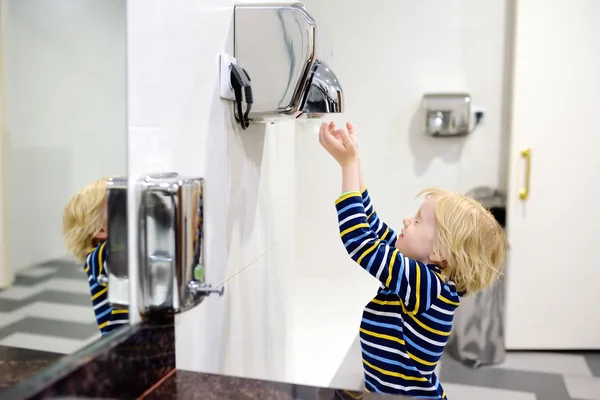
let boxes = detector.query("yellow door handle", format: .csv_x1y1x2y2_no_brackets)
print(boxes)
519,147,531,200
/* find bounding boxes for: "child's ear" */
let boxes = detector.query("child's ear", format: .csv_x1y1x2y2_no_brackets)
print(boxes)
429,251,444,265
94,228,107,241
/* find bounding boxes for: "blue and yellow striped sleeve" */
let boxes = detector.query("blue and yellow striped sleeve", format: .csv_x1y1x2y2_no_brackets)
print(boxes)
360,187,397,246
84,241,108,287
335,193,441,314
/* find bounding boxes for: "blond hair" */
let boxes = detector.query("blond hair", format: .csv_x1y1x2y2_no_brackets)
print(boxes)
418,188,508,295
63,178,108,261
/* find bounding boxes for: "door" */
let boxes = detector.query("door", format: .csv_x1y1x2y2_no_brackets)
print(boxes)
0,4,10,289
505,0,600,349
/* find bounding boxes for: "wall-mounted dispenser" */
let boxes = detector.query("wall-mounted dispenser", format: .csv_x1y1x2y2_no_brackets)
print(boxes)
107,173,224,319
230,3,344,123
422,93,472,137
138,173,224,318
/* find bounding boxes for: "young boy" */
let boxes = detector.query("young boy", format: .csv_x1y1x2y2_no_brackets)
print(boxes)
62,178,129,335
319,122,507,399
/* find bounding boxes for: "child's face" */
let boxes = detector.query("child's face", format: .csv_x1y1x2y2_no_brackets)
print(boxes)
94,197,108,241
395,196,441,265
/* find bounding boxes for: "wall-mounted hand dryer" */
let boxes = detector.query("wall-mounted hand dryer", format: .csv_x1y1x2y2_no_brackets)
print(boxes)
234,3,344,121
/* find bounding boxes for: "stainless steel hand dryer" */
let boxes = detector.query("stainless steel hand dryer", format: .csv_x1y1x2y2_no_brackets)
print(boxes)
234,3,344,120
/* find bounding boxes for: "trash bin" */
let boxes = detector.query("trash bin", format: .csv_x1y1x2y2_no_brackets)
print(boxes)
446,186,507,368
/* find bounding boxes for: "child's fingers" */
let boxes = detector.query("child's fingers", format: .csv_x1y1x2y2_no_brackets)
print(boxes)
326,130,347,152
340,130,355,149
332,128,346,140
346,122,356,135
320,123,336,149
329,121,336,133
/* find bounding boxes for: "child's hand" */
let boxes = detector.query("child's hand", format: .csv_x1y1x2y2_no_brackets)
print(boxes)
319,122,358,167
329,122,358,149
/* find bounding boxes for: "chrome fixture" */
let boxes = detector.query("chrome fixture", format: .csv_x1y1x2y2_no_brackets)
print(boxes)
422,93,472,137
137,173,224,318
106,173,224,320
234,3,344,121
106,176,129,309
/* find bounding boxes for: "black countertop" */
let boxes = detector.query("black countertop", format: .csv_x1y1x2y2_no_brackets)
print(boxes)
1,321,175,399
1,320,401,400
0,346,63,393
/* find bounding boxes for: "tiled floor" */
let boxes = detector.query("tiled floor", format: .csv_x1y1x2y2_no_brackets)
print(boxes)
0,259,100,354
332,337,600,400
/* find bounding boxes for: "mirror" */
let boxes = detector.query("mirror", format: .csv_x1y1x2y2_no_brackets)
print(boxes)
0,0,126,388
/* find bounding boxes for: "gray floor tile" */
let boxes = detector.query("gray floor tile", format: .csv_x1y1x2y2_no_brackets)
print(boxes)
492,351,593,377
0,317,97,340
18,266,57,279
444,383,537,400
0,291,92,312
11,275,46,287
52,267,84,280
584,353,600,378
563,376,600,400
11,274,84,288
33,258,78,268
440,353,571,400
1,260,81,289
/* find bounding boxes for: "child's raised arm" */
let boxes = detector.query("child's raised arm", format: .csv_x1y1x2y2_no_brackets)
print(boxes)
360,187,398,247
320,122,441,313
335,193,442,315
331,122,398,246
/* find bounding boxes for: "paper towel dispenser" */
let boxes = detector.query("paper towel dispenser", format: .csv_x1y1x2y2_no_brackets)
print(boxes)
234,3,344,121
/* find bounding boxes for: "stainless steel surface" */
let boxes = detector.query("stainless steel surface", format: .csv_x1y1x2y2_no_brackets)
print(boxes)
301,59,343,118
137,173,223,318
422,93,471,136
187,281,225,297
447,277,506,367
234,3,343,120
447,187,506,368
106,177,129,309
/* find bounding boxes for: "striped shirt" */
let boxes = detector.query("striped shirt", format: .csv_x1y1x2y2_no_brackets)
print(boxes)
335,189,460,399
84,241,129,335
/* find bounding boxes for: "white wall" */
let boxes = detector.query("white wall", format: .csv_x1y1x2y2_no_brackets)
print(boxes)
126,0,509,389
127,0,298,380
2,0,126,272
